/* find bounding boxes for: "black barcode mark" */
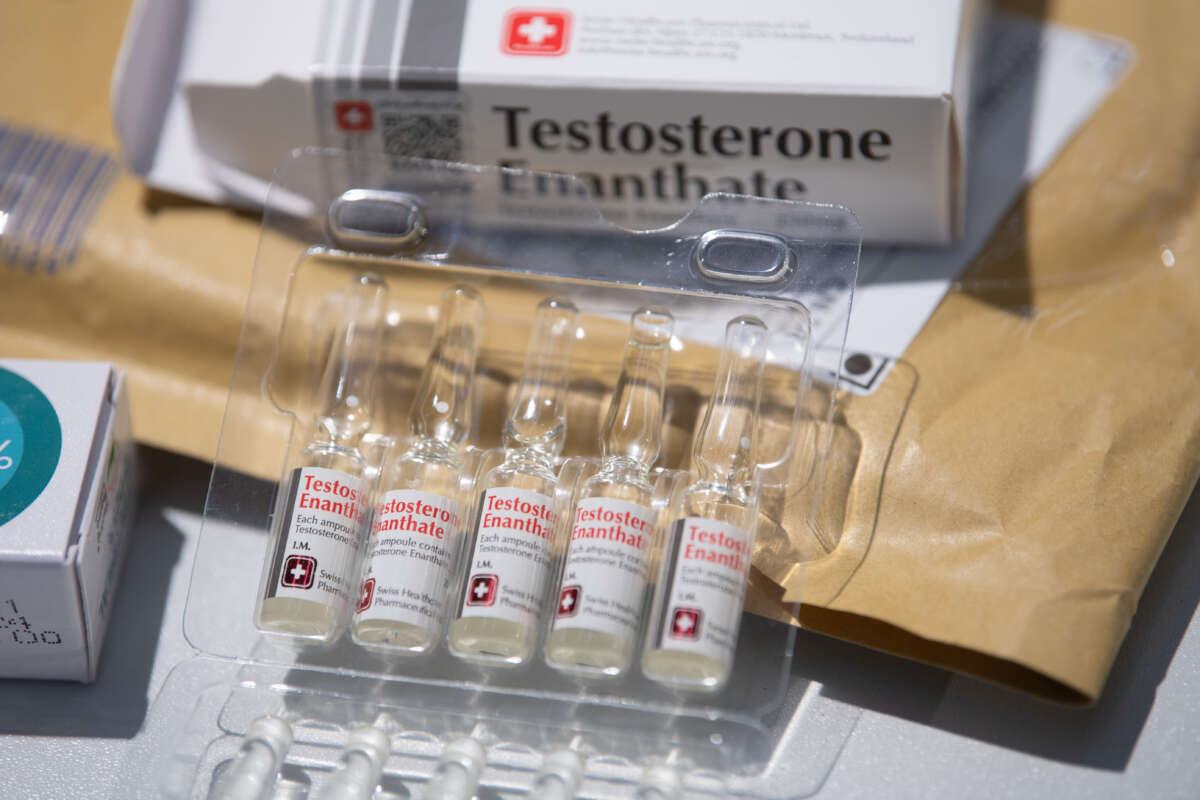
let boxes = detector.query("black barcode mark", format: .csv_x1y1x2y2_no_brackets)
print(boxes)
380,112,462,161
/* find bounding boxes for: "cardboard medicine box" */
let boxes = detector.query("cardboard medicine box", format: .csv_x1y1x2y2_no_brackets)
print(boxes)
114,0,980,245
0,361,138,681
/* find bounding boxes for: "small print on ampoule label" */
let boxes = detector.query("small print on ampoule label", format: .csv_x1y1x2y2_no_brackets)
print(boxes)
553,497,654,638
267,467,366,609
654,516,751,663
458,487,556,627
355,490,460,630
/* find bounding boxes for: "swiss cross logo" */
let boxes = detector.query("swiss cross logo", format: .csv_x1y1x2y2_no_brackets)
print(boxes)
557,585,580,617
502,9,571,56
356,578,375,613
466,574,498,606
334,100,374,132
281,555,316,589
670,607,702,640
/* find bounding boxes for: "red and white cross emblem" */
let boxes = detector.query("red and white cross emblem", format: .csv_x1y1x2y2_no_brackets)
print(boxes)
334,100,374,132
557,585,580,617
281,555,316,589
466,574,498,606
670,607,701,640
356,578,375,613
503,10,571,56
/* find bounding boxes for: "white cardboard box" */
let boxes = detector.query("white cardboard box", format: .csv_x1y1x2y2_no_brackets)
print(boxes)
0,361,138,681
113,0,980,245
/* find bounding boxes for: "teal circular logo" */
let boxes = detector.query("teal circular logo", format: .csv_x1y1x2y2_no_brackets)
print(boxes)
0,368,62,525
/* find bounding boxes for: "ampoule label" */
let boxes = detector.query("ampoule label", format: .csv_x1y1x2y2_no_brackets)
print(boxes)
458,487,556,628
354,490,460,631
552,497,655,639
653,516,751,664
266,467,367,611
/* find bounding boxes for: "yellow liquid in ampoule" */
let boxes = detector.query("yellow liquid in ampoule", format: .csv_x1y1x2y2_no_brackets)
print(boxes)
544,307,673,678
641,315,767,692
256,273,387,644
446,297,579,667
351,286,484,655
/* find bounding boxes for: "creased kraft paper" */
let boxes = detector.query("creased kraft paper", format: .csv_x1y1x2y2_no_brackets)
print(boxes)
2,0,1198,703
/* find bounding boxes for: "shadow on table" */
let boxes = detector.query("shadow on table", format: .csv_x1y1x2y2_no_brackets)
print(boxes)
795,481,1200,773
0,448,204,738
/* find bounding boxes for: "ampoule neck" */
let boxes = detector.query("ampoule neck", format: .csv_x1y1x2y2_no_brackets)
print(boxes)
408,285,484,452
599,308,673,471
691,315,767,495
401,436,459,468
502,443,558,478
596,455,650,487
302,434,366,474
685,475,750,507
306,430,362,458
503,297,578,459
312,272,386,448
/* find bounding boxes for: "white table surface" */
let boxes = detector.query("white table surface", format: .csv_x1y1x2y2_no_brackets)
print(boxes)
1,447,1197,799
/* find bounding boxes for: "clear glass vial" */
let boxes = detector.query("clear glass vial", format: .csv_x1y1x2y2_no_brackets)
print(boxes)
352,285,484,654
544,307,673,677
255,273,386,642
446,297,579,666
641,315,767,691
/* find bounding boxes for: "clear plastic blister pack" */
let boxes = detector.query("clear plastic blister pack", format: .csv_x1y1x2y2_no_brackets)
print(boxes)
123,151,862,799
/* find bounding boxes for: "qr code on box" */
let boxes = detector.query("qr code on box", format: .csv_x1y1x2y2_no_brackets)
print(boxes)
380,112,462,161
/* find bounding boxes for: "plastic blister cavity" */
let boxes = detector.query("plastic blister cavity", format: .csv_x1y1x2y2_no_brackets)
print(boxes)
207,715,293,800
170,150,861,798
447,297,579,667
255,273,386,643
421,735,487,800
544,307,674,678
529,748,586,800
352,285,484,655
642,315,769,692
313,725,392,800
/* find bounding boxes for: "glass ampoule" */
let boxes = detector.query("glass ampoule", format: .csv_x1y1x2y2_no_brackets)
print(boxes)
635,762,684,800
207,715,293,800
256,273,386,641
446,297,579,666
420,736,486,800
313,726,392,800
352,286,484,654
544,307,673,677
641,315,767,691
528,748,586,800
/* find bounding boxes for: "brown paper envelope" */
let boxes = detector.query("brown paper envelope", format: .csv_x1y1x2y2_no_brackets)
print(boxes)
3,0,1198,705
774,0,1200,702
